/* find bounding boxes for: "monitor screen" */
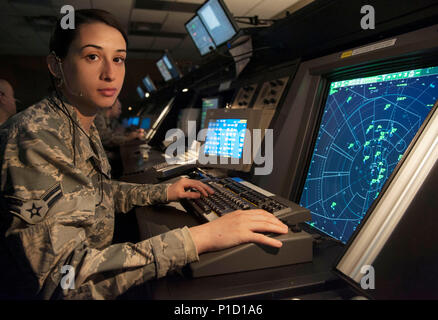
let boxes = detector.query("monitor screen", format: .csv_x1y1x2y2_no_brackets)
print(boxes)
136,86,145,99
131,117,139,126
163,53,182,80
142,75,157,92
122,117,140,128
185,15,216,56
156,58,172,82
140,117,151,130
201,97,220,129
299,66,438,243
197,0,238,46
156,54,181,81
204,118,248,158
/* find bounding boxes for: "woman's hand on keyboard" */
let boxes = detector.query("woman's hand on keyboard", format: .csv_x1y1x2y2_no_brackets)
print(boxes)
167,177,214,201
188,210,289,254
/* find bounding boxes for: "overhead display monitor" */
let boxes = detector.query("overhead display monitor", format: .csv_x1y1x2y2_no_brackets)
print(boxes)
201,97,220,129
197,0,239,47
299,66,438,244
142,75,157,92
185,15,216,56
156,58,172,82
136,86,145,99
156,53,182,82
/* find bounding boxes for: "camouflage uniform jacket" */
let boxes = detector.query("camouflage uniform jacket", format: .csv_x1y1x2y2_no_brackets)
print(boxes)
94,110,129,147
0,95,199,299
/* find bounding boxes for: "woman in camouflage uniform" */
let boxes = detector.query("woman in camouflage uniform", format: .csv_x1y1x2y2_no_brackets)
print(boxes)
0,9,288,299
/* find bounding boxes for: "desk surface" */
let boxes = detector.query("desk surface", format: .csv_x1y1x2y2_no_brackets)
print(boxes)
133,203,348,300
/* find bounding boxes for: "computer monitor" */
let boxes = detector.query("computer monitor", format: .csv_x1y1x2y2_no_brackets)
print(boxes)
299,66,438,244
156,58,172,82
197,0,239,47
136,86,145,99
142,75,157,92
122,116,140,128
198,108,272,172
185,15,216,56
201,97,220,129
156,53,182,82
140,117,151,130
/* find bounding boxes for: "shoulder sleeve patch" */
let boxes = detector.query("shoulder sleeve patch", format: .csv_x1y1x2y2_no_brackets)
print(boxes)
5,183,63,224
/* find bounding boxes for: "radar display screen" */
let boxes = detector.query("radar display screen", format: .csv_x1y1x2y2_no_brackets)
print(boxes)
300,66,438,243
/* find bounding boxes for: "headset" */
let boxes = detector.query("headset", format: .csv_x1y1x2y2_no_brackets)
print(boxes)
51,51,84,97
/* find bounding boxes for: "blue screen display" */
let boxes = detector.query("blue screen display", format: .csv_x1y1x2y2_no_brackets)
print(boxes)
198,0,237,46
156,59,172,81
201,97,219,129
122,117,140,128
142,76,156,92
300,66,438,243
204,118,247,158
164,54,181,80
131,117,139,126
140,118,151,129
186,15,216,55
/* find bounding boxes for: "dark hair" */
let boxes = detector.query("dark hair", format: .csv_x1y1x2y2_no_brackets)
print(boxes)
49,9,128,59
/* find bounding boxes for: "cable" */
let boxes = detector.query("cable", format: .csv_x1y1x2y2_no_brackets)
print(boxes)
48,89,106,206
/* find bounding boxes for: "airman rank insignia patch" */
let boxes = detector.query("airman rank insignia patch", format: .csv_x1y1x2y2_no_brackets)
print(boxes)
6,183,63,224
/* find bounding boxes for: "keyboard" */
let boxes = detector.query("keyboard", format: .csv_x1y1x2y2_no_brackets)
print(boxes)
180,177,311,226
179,177,313,277
153,149,199,179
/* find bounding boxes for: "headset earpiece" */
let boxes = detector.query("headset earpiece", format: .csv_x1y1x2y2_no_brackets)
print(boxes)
50,51,83,97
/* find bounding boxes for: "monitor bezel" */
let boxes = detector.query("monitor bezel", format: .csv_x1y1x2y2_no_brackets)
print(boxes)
196,0,240,47
197,108,264,172
332,99,438,299
184,14,217,57
295,62,438,244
